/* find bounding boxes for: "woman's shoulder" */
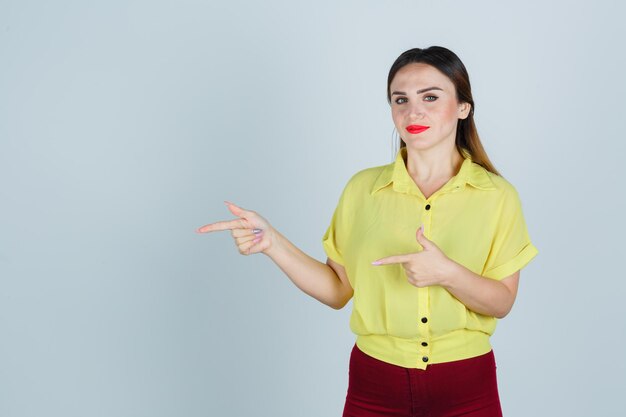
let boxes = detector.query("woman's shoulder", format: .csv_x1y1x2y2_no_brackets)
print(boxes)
343,162,391,192
481,168,523,202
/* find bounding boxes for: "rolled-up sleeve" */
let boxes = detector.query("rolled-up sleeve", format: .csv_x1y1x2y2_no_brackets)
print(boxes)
322,181,352,266
482,187,538,280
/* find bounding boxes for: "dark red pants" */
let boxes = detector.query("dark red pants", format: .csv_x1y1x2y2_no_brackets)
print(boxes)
342,343,503,417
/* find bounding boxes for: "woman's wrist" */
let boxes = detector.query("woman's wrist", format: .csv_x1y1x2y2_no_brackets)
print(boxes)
437,257,462,289
262,227,284,259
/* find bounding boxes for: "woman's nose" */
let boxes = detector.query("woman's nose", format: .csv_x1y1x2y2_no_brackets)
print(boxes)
408,102,425,119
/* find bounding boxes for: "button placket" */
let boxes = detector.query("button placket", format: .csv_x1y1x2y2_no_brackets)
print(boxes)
416,286,430,363
421,198,432,235
418,198,433,366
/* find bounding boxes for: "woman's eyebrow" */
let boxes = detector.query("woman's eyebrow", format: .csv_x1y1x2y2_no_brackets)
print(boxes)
391,86,444,96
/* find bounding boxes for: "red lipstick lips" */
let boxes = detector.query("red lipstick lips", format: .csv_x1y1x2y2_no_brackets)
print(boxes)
406,125,430,134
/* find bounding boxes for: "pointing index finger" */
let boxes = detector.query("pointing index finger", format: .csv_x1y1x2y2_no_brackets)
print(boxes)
371,254,410,266
197,218,245,233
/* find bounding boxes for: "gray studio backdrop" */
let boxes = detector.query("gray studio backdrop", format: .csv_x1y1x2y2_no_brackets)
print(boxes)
1,1,624,416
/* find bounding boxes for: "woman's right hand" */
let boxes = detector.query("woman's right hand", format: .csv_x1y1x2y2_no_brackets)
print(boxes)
196,201,277,256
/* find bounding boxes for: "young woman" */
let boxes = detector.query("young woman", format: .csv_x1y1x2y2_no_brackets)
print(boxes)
197,46,538,417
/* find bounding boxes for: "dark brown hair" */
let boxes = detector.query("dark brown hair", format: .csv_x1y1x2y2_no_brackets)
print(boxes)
387,46,501,176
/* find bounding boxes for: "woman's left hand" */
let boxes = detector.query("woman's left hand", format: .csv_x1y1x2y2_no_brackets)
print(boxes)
371,225,456,288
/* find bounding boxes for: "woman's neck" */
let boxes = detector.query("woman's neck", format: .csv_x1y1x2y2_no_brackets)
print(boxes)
403,146,464,184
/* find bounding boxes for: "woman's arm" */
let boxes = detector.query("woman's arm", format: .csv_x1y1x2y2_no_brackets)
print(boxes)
265,228,354,310
441,261,520,319
371,226,520,319
197,201,353,310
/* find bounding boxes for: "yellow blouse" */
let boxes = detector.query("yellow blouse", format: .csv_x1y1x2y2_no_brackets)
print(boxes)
322,147,538,369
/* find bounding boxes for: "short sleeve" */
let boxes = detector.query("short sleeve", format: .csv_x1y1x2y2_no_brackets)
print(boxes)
482,187,539,280
322,181,353,266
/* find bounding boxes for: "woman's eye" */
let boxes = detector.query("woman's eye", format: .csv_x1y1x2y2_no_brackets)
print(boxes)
394,96,437,104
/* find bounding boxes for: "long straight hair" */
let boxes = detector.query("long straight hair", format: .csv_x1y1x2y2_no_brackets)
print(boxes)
387,46,501,177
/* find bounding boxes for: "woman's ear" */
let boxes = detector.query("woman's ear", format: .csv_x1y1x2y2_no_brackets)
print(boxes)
458,102,471,120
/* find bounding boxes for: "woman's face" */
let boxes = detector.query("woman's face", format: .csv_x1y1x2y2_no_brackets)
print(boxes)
389,63,470,153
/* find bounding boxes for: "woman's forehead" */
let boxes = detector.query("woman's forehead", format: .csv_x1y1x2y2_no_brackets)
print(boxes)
391,63,452,91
